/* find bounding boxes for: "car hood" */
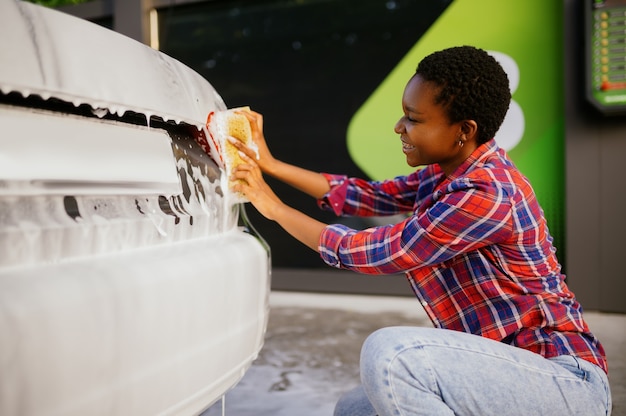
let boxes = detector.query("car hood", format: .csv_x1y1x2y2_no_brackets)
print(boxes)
0,0,225,128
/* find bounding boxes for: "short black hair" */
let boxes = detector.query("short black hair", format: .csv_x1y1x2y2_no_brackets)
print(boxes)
416,45,511,144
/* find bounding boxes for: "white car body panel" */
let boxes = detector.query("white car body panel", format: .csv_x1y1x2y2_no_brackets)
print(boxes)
0,1,270,415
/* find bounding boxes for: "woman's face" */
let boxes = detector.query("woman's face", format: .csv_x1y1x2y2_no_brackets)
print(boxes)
394,74,471,176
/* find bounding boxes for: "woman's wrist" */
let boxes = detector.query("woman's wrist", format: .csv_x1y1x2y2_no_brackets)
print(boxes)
263,157,287,178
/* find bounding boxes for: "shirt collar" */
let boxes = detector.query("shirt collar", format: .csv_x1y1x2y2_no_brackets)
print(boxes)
445,138,499,182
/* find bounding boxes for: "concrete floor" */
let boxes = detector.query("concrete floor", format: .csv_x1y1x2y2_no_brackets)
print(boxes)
203,291,626,416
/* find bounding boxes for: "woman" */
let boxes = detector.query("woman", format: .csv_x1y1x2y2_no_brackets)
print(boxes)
229,45,611,415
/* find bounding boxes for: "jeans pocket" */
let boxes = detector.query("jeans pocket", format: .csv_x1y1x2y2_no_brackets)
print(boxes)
549,355,589,381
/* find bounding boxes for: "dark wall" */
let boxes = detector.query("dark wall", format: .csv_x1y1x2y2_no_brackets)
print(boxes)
564,0,626,313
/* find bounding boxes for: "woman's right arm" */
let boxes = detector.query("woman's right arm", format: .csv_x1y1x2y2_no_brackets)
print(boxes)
234,109,331,199
262,158,330,199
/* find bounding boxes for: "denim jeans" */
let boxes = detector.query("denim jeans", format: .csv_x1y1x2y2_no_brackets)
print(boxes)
334,327,612,416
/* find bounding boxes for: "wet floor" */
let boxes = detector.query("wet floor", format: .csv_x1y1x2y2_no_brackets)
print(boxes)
203,292,626,416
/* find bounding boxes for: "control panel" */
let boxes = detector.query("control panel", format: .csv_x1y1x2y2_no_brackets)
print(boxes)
586,0,626,115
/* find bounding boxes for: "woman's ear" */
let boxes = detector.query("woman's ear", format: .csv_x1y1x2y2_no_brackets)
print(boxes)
461,120,479,141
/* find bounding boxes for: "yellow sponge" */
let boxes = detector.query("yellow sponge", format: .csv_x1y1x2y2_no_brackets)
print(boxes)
206,106,257,203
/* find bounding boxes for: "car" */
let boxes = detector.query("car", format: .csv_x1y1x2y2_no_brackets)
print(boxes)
0,1,270,415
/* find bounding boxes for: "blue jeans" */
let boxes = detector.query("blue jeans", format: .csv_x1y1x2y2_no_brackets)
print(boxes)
334,327,612,416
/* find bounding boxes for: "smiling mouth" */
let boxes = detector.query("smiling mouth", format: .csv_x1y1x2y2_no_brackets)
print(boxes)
401,141,416,152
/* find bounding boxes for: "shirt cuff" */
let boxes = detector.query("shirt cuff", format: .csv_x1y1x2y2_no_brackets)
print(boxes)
317,173,349,216
318,223,352,268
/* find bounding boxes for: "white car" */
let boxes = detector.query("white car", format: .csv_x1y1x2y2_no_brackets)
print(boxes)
0,1,270,415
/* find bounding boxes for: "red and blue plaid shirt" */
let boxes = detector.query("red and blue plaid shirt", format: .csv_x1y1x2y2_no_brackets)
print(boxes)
317,139,607,374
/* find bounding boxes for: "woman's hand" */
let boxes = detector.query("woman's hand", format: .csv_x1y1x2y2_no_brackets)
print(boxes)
234,108,277,174
230,147,327,252
230,148,283,221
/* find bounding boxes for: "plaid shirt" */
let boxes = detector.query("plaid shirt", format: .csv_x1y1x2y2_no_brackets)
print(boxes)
317,140,607,374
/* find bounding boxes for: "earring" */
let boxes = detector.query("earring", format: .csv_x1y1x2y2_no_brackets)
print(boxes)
458,140,464,147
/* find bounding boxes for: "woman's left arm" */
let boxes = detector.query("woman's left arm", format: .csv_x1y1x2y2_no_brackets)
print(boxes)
231,150,327,252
